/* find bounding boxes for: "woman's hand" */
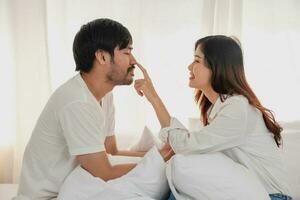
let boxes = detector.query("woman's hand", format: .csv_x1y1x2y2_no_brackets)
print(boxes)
159,143,175,162
134,63,159,103
134,62,171,128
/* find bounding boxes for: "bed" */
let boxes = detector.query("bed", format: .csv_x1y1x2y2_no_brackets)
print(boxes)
1,122,299,200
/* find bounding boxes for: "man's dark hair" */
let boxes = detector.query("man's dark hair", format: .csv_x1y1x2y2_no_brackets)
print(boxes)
73,18,132,73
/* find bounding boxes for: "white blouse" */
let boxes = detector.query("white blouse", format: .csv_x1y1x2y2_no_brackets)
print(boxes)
159,95,290,195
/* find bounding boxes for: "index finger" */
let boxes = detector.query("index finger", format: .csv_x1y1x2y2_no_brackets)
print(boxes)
136,62,150,79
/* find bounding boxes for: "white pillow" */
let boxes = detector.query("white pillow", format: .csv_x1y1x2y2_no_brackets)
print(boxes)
108,154,142,165
58,147,169,200
168,153,270,200
106,146,169,200
130,126,164,151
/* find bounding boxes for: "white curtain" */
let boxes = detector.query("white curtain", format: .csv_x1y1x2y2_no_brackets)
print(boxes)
0,0,51,183
45,0,206,134
200,0,243,38
0,0,16,183
242,0,300,121
0,0,299,183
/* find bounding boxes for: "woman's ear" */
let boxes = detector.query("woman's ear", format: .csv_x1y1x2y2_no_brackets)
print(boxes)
95,50,107,65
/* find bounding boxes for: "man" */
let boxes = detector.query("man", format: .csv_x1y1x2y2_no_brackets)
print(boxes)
14,18,172,200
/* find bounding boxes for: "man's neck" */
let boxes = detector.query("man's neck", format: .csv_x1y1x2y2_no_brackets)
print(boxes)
80,72,114,102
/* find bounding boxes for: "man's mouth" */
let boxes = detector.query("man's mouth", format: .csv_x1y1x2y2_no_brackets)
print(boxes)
127,65,135,76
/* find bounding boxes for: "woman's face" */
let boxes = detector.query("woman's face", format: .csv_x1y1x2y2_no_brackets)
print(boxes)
188,45,212,90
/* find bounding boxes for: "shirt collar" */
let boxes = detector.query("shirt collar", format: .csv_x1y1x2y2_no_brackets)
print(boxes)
208,95,224,122
75,73,103,106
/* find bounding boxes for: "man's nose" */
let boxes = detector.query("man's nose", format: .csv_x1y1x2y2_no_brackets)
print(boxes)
130,54,137,65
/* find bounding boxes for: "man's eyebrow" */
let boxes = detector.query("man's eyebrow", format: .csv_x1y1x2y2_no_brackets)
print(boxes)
194,55,203,59
128,47,133,50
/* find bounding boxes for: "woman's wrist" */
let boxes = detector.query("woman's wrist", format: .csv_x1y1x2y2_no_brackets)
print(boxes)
150,95,161,105
148,92,171,128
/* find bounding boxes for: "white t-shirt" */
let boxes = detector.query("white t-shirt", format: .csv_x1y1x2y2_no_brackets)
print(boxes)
14,74,115,200
159,95,290,195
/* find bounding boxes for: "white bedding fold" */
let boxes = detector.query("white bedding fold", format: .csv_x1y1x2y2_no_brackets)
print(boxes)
57,146,169,200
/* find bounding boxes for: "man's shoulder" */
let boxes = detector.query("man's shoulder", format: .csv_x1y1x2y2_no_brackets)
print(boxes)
48,75,88,109
55,74,82,95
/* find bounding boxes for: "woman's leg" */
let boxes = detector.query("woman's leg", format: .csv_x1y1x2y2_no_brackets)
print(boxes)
167,192,176,200
269,193,292,200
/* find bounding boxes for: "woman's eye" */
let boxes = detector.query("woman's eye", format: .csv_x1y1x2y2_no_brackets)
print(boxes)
124,52,130,55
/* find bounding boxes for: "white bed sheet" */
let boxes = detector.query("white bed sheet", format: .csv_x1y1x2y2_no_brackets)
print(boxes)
0,184,18,200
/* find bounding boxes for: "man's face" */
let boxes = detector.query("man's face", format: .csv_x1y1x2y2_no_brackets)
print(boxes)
106,44,136,85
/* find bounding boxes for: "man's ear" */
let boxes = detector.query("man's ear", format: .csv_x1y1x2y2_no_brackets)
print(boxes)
95,50,109,65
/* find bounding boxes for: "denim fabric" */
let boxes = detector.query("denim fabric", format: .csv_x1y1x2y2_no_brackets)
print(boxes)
167,192,176,200
167,192,293,200
270,193,293,200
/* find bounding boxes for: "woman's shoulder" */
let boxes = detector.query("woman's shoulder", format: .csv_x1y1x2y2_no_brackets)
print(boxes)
209,95,248,120
221,94,249,107
219,95,250,114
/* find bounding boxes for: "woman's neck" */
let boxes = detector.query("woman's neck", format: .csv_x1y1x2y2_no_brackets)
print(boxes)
203,87,219,104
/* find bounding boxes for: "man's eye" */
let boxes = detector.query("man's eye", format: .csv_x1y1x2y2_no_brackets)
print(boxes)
124,52,130,55
194,60,200,63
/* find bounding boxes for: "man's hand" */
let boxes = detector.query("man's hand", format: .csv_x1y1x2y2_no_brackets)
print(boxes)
105,135,146,157
159,143,175,162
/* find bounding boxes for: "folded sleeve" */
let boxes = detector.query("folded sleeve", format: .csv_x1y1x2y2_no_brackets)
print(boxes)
159,99,248,154
59,101,106,156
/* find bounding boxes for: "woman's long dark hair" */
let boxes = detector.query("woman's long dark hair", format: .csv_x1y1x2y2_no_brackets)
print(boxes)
194,35,282,147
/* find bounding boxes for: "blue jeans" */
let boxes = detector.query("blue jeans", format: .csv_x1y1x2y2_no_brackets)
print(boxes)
167,192,292,200
167,192,176,200
270,193,292,200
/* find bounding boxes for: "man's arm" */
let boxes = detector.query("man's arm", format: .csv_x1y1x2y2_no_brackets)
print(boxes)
77,151,136,181
105,135,146,157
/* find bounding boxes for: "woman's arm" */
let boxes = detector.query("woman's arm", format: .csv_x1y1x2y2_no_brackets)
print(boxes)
134,64,248,155
159,98,248,154
134,63,171,128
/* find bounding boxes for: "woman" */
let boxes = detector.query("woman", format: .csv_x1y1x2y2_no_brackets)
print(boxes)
134,35,292,200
